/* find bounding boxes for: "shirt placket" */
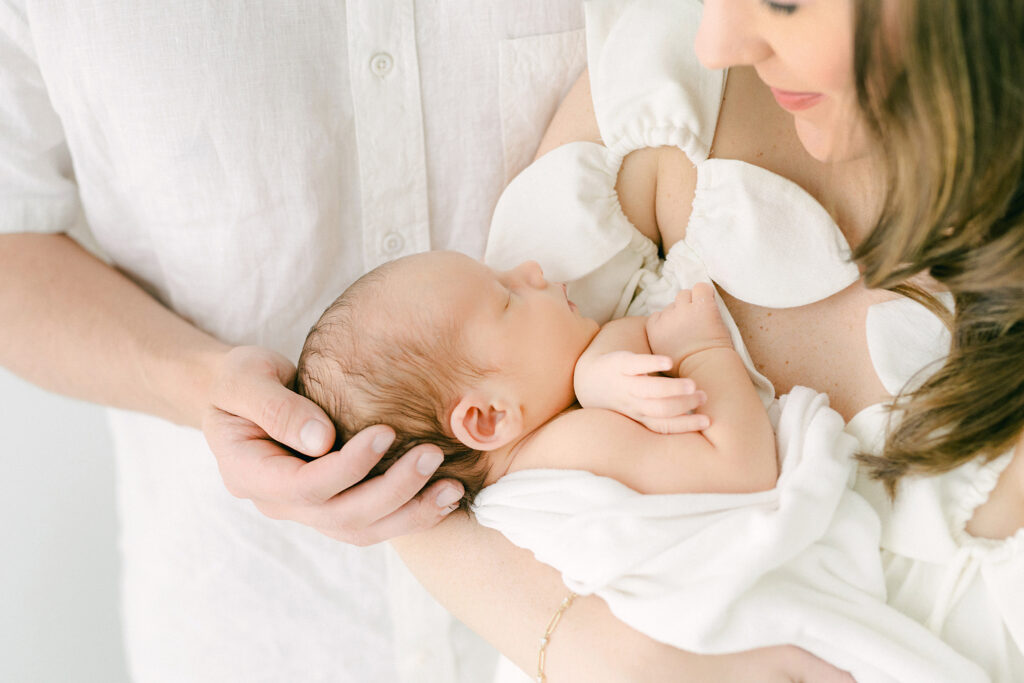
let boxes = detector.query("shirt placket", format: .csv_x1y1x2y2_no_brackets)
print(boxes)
347,0,431,271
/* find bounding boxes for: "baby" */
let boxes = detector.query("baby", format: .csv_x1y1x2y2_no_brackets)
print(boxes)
295,249,988,682
295,249,778,510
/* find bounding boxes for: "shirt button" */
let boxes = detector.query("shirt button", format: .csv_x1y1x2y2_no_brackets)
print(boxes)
370,52,394,77
381,232,405,255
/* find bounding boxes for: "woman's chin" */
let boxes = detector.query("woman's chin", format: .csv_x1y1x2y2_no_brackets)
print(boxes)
794,117,870,164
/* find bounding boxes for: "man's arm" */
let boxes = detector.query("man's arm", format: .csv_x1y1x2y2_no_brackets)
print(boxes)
0,232,461,543
0,233,226,426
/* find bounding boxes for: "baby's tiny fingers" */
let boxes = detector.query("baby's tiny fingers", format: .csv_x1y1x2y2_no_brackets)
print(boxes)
638,393,706,418
691,282,716,303
629,375,698,399
621,353,674,376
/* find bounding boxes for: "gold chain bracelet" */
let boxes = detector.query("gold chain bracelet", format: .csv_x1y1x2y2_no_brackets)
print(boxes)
536,592,578,683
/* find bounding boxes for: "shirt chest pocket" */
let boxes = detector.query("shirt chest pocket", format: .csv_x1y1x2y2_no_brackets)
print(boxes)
496,29,586,185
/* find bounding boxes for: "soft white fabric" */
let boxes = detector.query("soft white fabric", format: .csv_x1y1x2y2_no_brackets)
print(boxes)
487,0,859,407
475,388,988,683
488,0,1022,679
849,295,1024,681
0,2,586,681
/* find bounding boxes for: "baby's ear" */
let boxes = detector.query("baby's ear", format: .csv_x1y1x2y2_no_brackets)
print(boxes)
450,391,523,451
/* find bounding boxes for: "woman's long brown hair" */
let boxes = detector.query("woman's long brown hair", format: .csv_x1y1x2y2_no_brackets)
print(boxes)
852,0,1024,495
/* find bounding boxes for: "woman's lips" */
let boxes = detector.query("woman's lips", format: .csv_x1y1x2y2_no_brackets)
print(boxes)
770,88,824,112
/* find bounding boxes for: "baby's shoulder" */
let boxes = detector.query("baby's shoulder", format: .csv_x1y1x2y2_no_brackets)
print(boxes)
510,407,654,474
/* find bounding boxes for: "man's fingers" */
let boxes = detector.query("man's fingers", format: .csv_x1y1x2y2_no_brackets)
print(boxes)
203,409,307,500
202,405,270,459
629,375,699,399
316,442,455,532
211,347,336,457
249,376,335,456
293,425,397,504
344,479,465,546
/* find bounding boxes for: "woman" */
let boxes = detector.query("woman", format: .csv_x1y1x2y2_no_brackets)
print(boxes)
393,0,1023,679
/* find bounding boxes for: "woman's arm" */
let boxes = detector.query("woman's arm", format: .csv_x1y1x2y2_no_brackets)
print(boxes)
393,514,853,681
534,68,602,160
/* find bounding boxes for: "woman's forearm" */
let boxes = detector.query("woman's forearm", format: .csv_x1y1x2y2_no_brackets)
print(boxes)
0,232,229,427
394,513,730,682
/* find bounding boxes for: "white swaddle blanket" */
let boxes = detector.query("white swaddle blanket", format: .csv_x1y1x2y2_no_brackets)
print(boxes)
473,387,988,683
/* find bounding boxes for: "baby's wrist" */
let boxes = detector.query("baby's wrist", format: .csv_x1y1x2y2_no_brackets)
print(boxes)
668,340,734,376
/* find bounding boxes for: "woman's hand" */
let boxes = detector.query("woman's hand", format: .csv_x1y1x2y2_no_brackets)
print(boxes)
712,645,856,683
201,346,464,545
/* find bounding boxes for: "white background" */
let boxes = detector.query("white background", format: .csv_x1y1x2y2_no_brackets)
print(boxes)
0,368,130,682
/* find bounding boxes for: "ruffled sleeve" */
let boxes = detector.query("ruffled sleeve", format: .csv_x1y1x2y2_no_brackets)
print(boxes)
485,140,660,323
585,0,724,162
684,160,861,308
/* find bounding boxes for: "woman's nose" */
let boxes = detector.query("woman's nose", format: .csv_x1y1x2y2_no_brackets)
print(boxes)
694,0,772,70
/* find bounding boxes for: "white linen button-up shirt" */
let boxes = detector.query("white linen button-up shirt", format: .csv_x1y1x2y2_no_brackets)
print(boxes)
0,2,585,681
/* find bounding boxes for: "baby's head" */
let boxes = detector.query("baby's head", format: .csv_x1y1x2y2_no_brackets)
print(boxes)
296,250,599,507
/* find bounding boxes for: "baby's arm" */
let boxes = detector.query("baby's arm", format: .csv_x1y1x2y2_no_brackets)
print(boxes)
538,283,775,495
574,316,709,434
645,283,777,486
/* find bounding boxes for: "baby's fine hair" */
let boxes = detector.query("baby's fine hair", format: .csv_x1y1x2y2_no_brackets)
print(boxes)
295,258,491,509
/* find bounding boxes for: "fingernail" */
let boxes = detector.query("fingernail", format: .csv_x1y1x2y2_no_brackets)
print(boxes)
372,430,395,454
416,450,444,476
435,486,463,509
696,391,708,403
300,420,331,452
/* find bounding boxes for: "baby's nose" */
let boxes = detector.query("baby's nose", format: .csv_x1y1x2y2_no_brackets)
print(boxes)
520,260,547,287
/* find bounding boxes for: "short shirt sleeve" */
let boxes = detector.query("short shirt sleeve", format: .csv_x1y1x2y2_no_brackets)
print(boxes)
0,1,82,235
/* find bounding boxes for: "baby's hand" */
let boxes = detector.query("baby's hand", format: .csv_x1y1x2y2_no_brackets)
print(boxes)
646,282,733,372
574,350,709,434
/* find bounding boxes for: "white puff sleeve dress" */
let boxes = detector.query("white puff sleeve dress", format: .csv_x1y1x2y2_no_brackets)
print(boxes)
481,0,1021,680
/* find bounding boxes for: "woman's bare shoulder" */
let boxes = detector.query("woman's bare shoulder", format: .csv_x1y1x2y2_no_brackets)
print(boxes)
966,434,1024,540
534,68,602,159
